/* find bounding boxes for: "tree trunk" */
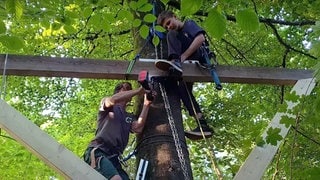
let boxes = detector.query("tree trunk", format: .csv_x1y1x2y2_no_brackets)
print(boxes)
131,1,193,179
136,78,193,180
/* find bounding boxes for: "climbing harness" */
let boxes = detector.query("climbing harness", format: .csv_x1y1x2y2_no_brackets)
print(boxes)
159,83,190,180
199,45,222,90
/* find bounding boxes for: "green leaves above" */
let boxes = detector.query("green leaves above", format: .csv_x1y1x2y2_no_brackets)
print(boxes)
204,8,226,40
0,34,24,51
181,0,203,16
235,9,260,32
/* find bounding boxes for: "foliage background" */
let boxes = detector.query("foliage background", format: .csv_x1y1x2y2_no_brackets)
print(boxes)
0,0,319,179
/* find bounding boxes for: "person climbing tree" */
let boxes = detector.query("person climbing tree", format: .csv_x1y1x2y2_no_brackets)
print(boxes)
157,10,214,140
83,82,154,180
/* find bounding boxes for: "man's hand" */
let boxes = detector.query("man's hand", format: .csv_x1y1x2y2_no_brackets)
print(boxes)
144,90,156,106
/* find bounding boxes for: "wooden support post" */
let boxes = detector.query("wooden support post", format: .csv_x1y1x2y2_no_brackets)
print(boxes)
233,78,316,180
0,99,106,180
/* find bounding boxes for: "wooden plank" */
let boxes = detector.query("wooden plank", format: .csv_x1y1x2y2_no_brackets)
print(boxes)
233,78,316,180
0,99,106,180
0,54,313,85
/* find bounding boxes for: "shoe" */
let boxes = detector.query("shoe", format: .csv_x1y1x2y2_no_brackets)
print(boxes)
171,59,183,72
185,124,213,140
168,66,182,77
168,59,183,78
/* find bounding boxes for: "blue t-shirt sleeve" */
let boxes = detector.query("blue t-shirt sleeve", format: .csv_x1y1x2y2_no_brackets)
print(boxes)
183,20,205,38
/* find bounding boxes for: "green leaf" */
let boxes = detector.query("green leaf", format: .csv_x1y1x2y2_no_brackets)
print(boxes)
285,91,299,103
280,115,295,128
313,62,320,80
87,14,101,27
0,21,6,34
155,25,165,32
0,35,24,50
236,9,260,32
204,8,226,40
310,40,320,58
278,103,288,113
301,167,320,179
143,14,156,23
265,127,283,146
65,10,79,19
118,10,134,21
5,0,24,19
139,24,149,39
129,1,137,10
52,22,61,30
152,35,159,46
136,0,148,7
256,136,266,147
101,22,111,32
132,19,141,28
160,0,169,5
312,21,320,33
181,0,203,16
83,7,93,18
63,25,77,34
137,3,153,12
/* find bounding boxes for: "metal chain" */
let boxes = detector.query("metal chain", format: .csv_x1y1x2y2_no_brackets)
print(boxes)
159,83,190,180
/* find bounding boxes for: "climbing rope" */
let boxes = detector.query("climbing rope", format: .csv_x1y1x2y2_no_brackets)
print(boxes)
159,82,190,180
183,81,223,179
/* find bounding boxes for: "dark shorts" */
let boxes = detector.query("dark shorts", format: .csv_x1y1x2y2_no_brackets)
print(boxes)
83,147,129,180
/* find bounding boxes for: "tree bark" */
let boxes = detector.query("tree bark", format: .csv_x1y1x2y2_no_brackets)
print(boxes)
136,78,193,180
132,1,193,179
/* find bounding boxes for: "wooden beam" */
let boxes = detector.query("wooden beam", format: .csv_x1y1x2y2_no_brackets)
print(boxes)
0,54,313,85
0,99,106,180
233,78,316,180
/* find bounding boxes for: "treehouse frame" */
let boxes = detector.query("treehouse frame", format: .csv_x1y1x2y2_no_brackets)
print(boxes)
0,54,316,179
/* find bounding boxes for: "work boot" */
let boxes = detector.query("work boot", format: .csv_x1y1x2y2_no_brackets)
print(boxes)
185,123,213,140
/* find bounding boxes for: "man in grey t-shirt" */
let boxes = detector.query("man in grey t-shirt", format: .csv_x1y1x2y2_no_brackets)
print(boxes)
84,82,153,180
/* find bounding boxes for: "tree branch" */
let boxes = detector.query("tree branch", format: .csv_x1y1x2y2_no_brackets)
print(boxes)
291,126,320,146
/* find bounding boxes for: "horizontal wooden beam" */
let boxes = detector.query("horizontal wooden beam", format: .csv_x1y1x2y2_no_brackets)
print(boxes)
0,54,313,85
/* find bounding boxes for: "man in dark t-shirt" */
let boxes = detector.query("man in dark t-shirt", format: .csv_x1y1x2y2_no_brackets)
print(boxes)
83,82,153,180
157,11,213,140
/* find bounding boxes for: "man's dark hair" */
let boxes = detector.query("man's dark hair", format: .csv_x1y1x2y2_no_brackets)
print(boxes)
157,10,175,26
113,82,132,94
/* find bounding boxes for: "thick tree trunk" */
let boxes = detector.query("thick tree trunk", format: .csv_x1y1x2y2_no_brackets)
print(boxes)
131,1,192,179
136,77,193,180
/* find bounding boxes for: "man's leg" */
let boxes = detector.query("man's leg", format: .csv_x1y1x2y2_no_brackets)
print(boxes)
83,147,121,179
178,81,213,140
